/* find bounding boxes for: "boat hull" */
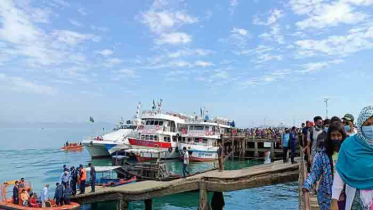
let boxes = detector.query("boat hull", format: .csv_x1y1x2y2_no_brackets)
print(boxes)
178,143,218,162
0,200,80,210
82,140,115,158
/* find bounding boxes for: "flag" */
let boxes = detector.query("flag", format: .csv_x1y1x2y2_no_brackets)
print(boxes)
152,99,156,110
200,107,203,117
89,116,94,123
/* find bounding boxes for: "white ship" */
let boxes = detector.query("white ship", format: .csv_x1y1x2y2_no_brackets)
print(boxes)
82,104,141,158
178,112,232,162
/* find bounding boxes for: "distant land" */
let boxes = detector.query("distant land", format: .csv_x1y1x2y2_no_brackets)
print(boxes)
0,121,115,129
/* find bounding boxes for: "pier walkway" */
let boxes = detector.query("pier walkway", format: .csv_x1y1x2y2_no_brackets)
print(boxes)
73,157,300,210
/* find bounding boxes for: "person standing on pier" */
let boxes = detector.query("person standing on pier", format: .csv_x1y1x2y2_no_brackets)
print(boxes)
217,142,224,172
281,129,290,163
307,116,324,166
60,171,70,188
342,114,357,137
78,164,87,194
70,166,77,196
88,163,96,193
182,147,190,178
290,127,297,164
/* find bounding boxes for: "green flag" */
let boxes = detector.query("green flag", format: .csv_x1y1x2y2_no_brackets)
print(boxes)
90,116,94,123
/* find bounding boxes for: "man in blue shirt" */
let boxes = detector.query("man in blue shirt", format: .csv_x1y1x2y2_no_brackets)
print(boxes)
282,128,290,163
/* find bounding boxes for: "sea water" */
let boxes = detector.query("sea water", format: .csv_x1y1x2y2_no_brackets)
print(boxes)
0,125,298,210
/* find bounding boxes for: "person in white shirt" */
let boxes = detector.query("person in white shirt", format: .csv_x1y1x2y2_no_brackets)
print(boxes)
41,184,49,207
182,147,190,178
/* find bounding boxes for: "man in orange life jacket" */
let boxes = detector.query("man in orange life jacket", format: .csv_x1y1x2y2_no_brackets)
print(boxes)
78,164,86,194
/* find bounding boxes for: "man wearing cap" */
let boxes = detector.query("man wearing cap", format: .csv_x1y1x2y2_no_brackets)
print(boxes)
342,114,357,137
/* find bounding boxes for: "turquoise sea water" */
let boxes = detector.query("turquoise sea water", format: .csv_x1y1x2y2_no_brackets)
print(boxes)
0,125,298,209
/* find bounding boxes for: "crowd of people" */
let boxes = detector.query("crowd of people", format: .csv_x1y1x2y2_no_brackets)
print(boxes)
9,163,96,208
300,106,373,210
246,127,283,139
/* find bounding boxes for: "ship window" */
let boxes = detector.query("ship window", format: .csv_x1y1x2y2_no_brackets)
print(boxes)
189,126,194,130
145,135,150,140
172,136,177,142
181,137,185,143
164,136,170,142
194,126,204,131
146,121,150,125
154,121,159,126
141,135,145,139
159,121,163,126
150,121,154,125
203,139,208,143
205,126,209,131
154,135,158,141
149,135,154,141
194,138,199,143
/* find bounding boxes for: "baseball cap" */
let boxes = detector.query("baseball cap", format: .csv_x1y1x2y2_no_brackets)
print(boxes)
342,114,354,122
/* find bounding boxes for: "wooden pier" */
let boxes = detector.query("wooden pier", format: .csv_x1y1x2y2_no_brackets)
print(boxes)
72,157,301,210
221,132,300,160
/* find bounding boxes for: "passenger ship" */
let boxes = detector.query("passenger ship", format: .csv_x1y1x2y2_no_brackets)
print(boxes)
82,105,141,158
178,115,231,162
127,104,186,161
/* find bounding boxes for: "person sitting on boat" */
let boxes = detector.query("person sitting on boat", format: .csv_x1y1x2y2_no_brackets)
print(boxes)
12,181,19,204
63,165,69,172
29,193,38,208
63,183,73,205
65,141,69,147
54,182,64,206
1,182,8,202
20,189,30,206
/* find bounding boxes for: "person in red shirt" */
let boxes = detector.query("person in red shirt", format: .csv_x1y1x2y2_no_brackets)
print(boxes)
29,194,38,208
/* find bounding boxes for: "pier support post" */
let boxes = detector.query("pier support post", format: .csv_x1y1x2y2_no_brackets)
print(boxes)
199,183,211,210
254,142,259,157
211,192,225,210
117,199,128,210
270,142,275,160
145,199,152,210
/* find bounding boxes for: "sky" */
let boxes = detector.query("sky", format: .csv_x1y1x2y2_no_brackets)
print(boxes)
0,0,373,127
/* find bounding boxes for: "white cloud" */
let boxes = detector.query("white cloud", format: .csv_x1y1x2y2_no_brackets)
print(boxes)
114,69,138,80
141,10,198,34
69,19,83,27
195,61,214,67
0,73,56,95
78,8,87,16
52,30,100,46
255,53,282,63
296,59,343,73
168,49,213,58
155,32,191,45
96,49,113,57
221,27,251,48
259,24,284,44
0,1,99,67
290,0,371,29
296,25,373,56
253,9,283,25
213,70,230,79
91,25,109,32
49,0,70,7
231,27,248,36
230,0,239,15
103,58,122,67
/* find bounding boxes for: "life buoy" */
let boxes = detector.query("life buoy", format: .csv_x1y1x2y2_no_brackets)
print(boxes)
168,147,172,153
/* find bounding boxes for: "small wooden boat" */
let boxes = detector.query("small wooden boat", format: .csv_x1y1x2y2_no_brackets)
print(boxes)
0,200,80,210
61,143,83,151
85,166,137,187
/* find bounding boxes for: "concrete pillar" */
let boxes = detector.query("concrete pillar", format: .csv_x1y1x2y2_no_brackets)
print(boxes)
117,199,128,210
145,199,152,210
254,142,259,157
199,183,211,210
270,141,275,159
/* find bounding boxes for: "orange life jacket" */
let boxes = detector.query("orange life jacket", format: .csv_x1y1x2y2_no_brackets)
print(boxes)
80,169,86,181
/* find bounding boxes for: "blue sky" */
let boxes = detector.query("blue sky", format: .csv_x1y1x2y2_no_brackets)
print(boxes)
0,0,373,127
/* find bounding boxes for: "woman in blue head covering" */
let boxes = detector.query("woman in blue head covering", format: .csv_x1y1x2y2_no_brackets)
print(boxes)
331,106,373,210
